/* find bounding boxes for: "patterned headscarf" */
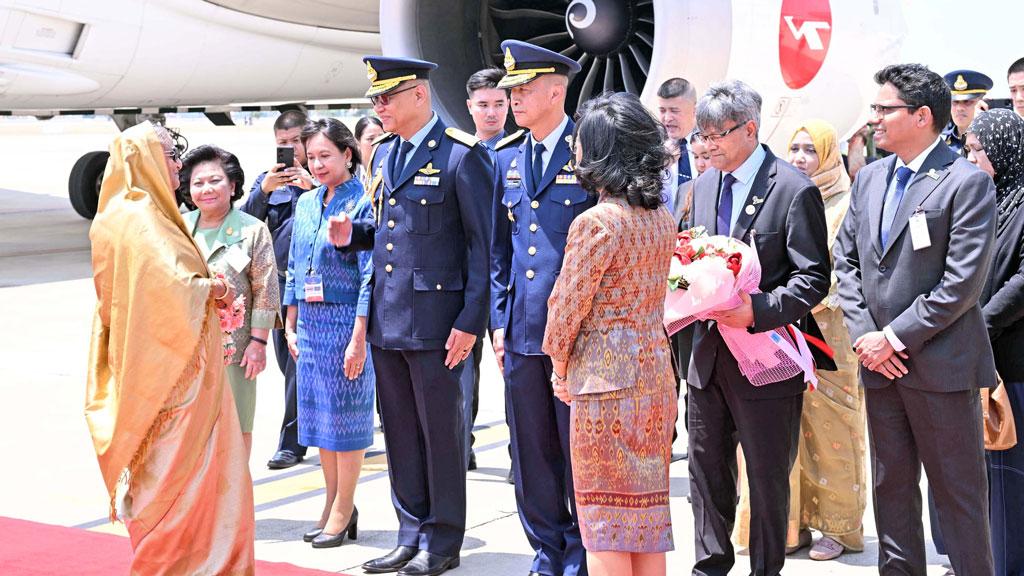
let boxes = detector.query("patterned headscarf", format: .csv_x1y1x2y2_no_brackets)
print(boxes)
969,109,1024,235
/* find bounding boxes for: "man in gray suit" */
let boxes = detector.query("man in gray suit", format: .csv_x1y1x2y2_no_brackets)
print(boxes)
834,63,998,576
686,80,830,576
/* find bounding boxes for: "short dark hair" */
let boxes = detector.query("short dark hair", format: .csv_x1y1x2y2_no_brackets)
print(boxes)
177,144,246,209
465,68,507,98
354,115,384,141
300,118,362,167
874,63,951,133
1009,57,1024,78
273,109,308,132
573,92,668,210
657,77,696,101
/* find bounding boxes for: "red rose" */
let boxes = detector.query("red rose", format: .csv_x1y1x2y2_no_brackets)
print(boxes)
725,252,742,276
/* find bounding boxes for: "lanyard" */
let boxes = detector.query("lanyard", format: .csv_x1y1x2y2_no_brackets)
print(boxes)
305,190,332,275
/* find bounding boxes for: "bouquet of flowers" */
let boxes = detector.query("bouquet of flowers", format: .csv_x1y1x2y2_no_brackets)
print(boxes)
665,226,818,388
216,282,246,365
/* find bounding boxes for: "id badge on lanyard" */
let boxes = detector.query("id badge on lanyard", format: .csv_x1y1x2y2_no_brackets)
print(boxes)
304,274,325,302
305,195,329,302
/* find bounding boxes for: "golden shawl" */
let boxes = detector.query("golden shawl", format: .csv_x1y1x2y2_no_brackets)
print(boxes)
85,122,217,510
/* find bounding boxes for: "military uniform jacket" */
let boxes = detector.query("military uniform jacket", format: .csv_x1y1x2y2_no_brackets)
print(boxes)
344,118,494,351
490,119,597,355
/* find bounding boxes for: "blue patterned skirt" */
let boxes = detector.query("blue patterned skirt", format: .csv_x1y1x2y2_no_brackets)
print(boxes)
296,300,375,452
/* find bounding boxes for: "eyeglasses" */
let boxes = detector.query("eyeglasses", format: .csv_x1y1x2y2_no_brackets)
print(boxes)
869,103,920,116
370,85,418,107
163,126,188,162
697,124,743,145
163,148,182,162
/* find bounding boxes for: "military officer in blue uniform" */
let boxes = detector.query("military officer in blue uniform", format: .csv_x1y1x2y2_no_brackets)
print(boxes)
490,40,593,576
942,69,993,156
328,56,493,576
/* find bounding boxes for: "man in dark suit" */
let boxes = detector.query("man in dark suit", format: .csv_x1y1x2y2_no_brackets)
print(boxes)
834,63,997,576
239,109,314,470
460,67,510,472
489,40,592,576
686,80,830,576
328,56,493,576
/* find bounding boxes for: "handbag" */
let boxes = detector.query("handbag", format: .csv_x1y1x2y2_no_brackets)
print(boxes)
981,375,1017,451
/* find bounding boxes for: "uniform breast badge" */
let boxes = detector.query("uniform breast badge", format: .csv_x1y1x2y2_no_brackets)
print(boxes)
414,163,441,186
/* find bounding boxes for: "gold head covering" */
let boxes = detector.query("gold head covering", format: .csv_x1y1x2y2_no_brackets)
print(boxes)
788,119,851,202
85,122,219,514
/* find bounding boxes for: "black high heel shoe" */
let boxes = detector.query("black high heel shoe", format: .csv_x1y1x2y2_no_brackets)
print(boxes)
302,527,323,543
310,507,358,548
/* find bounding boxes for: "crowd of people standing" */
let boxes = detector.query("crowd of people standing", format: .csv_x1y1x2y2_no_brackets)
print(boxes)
83,45,1024,576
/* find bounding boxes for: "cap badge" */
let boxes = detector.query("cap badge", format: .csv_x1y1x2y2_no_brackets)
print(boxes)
366,61,378,82
953,74,968,91
504,47,516,73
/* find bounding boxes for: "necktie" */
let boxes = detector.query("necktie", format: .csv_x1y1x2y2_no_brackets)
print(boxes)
391,140,414,183
881,166,914,248
717,173,737,236
678,139,692,183
532,142,546,191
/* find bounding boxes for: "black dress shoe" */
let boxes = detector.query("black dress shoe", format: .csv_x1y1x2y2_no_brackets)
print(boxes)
363,545,418,573
311,507,358,549
267,450,302,470
302,527,323,542
397,551,460,576
467,452,477,471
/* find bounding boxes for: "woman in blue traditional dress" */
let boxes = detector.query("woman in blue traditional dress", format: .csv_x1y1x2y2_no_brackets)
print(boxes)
284,118,374,548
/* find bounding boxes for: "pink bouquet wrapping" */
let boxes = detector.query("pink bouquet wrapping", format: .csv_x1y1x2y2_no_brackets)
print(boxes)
665,227,818,388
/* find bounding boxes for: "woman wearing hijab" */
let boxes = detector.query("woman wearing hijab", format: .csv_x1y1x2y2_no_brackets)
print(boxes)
86,122,255,574
180,144,281,462
967,108,1024,576
733,119,867,561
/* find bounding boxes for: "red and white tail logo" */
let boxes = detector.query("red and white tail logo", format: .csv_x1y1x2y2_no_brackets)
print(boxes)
779,0,832,89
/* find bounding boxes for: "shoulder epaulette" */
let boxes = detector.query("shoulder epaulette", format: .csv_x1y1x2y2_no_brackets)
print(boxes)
444,127,481,148
495,129,526,151
372,132,396,145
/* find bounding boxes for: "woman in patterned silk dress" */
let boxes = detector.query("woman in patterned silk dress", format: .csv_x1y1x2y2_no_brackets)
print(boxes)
284,118,374,548
543,92,678,576
180,145,281,463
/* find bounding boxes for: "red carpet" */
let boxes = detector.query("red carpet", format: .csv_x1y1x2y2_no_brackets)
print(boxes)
0,517,348,575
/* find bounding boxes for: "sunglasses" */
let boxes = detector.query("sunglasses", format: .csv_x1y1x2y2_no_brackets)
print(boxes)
370,85,418,107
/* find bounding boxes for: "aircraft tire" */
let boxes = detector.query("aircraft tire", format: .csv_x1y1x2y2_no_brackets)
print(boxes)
69,150,109,220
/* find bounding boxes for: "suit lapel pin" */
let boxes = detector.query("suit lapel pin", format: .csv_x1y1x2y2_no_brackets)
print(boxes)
418,163,441,175
751,196,764,205
427,139,437,149
745,205,756,216
926,168,940,180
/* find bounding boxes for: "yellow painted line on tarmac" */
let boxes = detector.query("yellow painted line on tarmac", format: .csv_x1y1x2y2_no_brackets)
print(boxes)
250,422,509,507
86,423,510,535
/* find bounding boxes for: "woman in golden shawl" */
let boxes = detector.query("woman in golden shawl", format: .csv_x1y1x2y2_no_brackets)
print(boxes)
734,119,867,561
86,122,256,575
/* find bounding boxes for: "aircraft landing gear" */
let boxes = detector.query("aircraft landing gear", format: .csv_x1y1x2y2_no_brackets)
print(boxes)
68,150,109,220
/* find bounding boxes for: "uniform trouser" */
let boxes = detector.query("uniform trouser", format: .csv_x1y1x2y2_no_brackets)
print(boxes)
273,276,306,457
864,384,993,576
687,351,803,576
459,335,486,463
373,345,466,557
504,351,587,576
